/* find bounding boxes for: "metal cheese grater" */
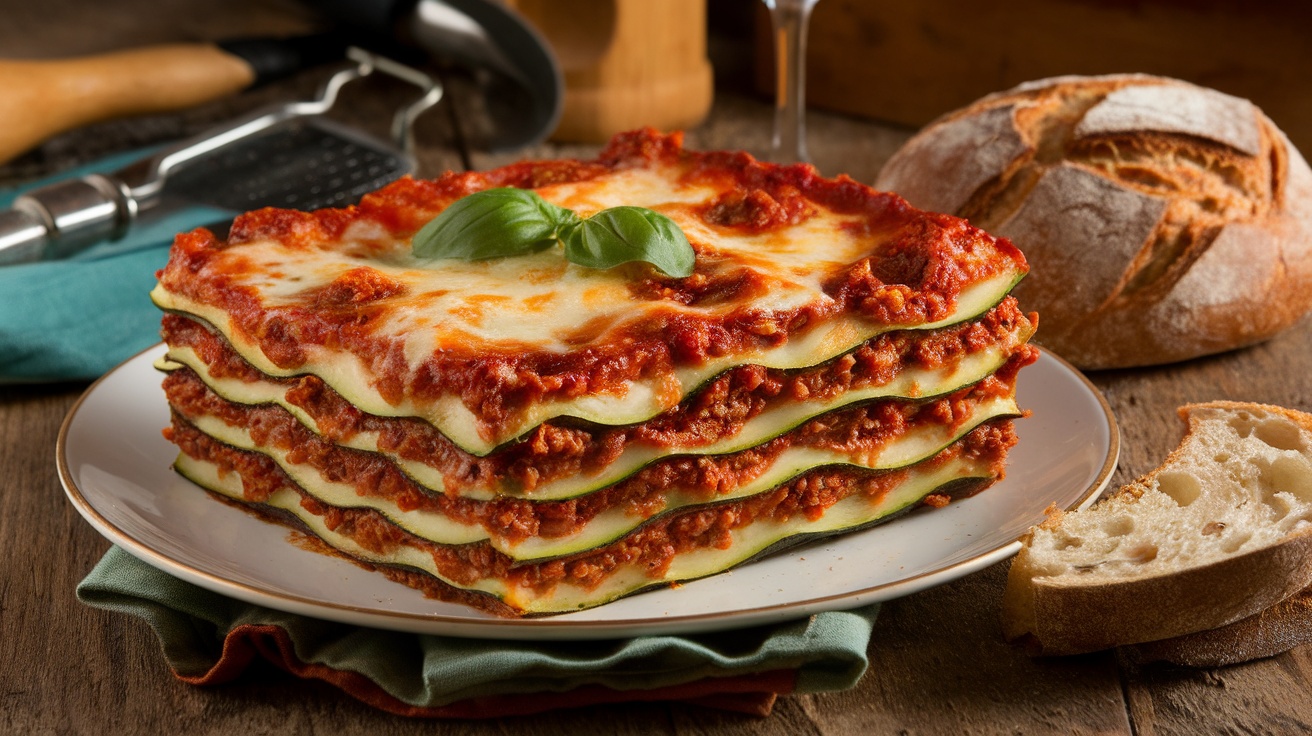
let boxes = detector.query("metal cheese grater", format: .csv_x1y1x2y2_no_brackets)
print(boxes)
0,48,443,265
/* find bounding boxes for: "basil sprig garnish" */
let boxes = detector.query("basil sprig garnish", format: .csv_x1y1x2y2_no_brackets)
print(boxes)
412,188,695,278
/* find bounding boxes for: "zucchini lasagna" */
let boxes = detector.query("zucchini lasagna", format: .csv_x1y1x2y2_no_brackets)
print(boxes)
152,129,1037,616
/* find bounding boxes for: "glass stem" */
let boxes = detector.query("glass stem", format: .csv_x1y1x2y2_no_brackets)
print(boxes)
768,0,815,163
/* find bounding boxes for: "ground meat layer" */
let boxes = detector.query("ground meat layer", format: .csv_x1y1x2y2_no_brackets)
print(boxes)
164,345,1028,544
161,301,1034,491
167,416,1017,616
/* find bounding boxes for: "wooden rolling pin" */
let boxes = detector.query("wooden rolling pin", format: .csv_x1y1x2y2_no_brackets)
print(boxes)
0,35,343,165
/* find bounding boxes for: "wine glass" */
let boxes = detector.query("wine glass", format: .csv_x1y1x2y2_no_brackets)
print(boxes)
761,0,820,164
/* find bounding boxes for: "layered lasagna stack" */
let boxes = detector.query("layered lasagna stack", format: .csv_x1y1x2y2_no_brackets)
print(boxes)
151,130,1037,616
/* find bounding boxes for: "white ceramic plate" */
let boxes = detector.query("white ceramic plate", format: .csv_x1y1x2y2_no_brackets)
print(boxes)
60,345,1118,640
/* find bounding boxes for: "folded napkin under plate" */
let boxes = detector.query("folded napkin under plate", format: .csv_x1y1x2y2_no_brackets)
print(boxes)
78,547,877,717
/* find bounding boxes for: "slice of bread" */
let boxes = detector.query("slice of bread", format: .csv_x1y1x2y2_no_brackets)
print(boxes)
1127,585,1312,667
1002,401,1312,656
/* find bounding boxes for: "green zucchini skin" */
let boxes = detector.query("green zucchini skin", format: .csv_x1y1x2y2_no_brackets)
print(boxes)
152,270,1024,456
173,438,1005,616
166,379,1020,562
158,294,1032,503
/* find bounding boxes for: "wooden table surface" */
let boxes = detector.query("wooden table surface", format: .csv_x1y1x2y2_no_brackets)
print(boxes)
5,2,1312,733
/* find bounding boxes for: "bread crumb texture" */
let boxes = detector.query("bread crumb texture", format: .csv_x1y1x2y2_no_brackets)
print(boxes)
1027,403,1312,581
1003,401,1312,654
876,74,1312,369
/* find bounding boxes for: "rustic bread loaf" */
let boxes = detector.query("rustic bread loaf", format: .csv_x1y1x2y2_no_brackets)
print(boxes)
875,74,1312,369
1002,401,1312,656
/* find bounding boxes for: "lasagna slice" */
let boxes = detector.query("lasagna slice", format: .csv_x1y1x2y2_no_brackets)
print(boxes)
153,129,1035,616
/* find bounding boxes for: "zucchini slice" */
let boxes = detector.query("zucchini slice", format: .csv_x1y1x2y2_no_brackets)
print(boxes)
151,270,1023,455
163,323,1028,500
174,448,1001,616
175,391,1017,562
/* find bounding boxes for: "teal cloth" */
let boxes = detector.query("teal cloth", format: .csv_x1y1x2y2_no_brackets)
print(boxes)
0,153,229,382
77,546,878,711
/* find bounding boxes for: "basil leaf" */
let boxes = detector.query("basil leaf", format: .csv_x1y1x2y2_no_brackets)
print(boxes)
411,188,575,261
562,206,695,278
411,188,696,278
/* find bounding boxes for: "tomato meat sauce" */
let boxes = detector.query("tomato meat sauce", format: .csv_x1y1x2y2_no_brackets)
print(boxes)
160,299,1033,494
166,416,1016,616
163,341,1030,545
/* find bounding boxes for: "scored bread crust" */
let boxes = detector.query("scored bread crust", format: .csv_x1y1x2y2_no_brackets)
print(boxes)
1002,401,1312,656
875,74,1312,370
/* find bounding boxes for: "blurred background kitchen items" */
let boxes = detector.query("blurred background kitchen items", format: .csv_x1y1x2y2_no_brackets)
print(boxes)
0,49,440,264
759,0,819,163
505,0,713,143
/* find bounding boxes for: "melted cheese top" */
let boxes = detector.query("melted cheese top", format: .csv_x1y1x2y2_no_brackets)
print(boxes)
154,132,1026,453
217,166,882,355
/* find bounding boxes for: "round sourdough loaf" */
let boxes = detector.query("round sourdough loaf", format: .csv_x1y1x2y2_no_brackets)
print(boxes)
874,74,1312,369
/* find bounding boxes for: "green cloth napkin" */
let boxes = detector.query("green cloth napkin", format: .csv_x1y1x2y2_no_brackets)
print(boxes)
0,153,229,383
78,546,878,717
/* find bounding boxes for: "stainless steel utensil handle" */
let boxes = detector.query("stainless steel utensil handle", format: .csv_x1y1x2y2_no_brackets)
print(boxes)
0,175,132,265
0,207,50,266
0,47,440,266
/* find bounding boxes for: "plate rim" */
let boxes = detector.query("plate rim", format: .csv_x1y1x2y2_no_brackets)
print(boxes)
59,343,1119,639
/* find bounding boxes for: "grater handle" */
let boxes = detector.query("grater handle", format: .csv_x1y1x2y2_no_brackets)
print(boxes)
0,176,132,265
0,207,49,266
